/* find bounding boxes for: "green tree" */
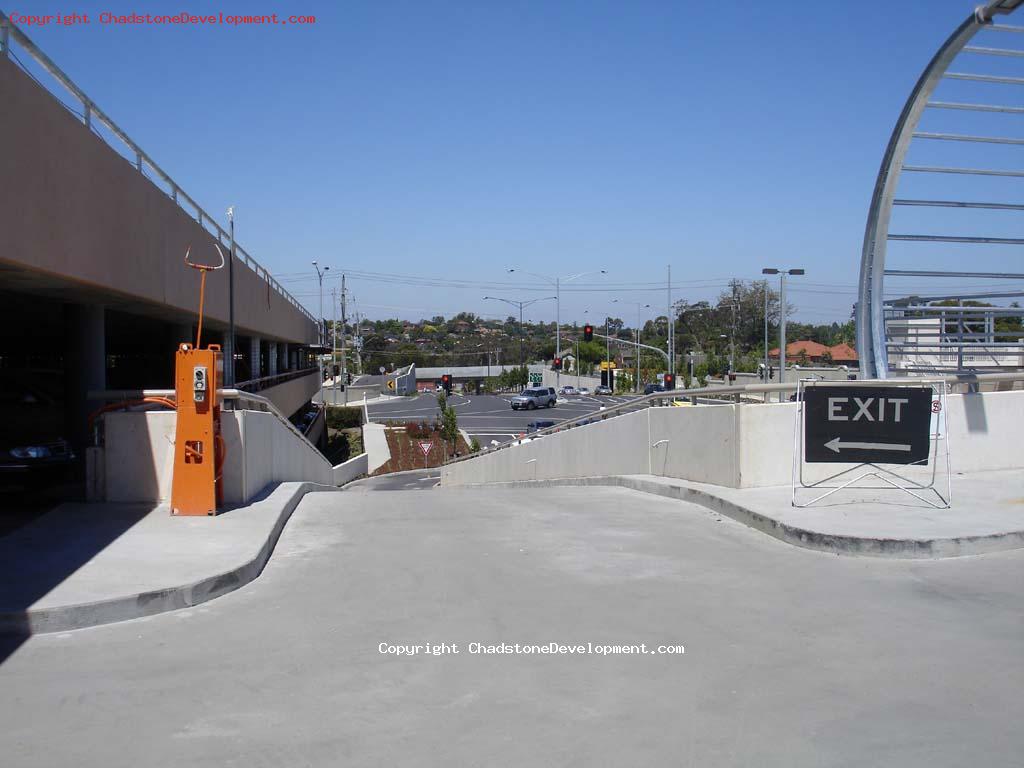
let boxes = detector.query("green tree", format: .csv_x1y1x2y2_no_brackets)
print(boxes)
441,403,459,455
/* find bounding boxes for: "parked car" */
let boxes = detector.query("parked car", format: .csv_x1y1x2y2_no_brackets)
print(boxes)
577,387,591,395
0,372,76,485
644,383,666,395
526,420,556,433
510,387,557,410
559,386,576,395
595,385,613,395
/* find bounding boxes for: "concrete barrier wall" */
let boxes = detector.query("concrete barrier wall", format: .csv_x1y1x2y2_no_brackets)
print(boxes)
442,390,1024,489
333,453,368,485
259,373,321,419
101,409,338,504
442,410,649,485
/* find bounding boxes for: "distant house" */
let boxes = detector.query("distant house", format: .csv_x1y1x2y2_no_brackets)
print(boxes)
769,340,858,365
453,320,472,334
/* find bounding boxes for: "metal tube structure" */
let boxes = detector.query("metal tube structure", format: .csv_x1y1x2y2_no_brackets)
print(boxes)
856,0,1024,378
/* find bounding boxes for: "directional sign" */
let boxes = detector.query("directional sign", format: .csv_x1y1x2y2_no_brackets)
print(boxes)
386,379,396,391
528,372,543,384
804,386,932,464
418,441,433,457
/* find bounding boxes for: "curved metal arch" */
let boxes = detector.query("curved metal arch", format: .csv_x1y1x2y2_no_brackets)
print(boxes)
856,1,1024,379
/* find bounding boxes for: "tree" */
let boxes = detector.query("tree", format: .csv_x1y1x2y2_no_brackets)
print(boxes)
441,403,459,456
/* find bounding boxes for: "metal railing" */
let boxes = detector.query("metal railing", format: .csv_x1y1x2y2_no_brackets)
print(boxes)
236,367,319,394
0,11,316,328
443,371,1024,468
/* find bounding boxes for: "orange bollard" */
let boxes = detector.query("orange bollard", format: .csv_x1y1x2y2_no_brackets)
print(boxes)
170,343,224,515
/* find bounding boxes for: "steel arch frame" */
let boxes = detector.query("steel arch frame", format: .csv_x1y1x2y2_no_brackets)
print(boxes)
856,0,1024,379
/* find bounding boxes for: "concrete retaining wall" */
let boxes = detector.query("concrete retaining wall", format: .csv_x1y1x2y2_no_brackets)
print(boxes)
99,409,347,505
442,390,1024,489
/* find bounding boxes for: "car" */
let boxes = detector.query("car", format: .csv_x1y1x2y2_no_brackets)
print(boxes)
526,420,556,433
644,383,666,395
0,372,77,485
595,385,613,395
510,387,557,410
577,387,591,395
559,386,576,395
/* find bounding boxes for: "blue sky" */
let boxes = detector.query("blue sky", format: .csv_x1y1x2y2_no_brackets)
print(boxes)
8,1,1009,326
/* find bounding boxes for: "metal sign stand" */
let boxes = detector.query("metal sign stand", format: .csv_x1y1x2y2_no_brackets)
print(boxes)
791,378,951,509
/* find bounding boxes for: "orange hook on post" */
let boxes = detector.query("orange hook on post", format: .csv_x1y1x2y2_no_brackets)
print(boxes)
184,244,225,349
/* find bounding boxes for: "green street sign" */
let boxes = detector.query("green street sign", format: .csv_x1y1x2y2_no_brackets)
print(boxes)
529,372,542,384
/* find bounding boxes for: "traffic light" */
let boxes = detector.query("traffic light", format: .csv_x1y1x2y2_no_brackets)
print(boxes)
583,324,594,342
663,373,675,390
769,366,775,380
553,357,562,370
441,374,452,394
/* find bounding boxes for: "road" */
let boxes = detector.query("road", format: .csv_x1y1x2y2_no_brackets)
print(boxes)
366,391,644,446
1,485,1021,766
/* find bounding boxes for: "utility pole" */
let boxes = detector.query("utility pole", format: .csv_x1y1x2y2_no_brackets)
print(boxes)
331,287,338,406
667,264,673,377
340,273,347,403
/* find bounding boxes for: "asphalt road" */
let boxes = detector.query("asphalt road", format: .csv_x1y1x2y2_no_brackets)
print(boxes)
2,485,1022,766
366,391,643,446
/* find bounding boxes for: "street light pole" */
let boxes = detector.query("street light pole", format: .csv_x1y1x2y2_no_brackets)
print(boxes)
506,268,607,387
482,295,556,368
613,299,649,393
312,261,329,394
762,267,805,399
226,206,235,386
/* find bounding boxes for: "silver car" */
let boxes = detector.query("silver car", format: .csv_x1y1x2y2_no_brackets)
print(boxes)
510,387,557,410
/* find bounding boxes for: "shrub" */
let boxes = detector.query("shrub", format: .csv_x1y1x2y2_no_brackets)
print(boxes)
326,406,363,430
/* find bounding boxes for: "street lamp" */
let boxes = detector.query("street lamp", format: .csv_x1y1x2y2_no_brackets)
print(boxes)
613,299,650,393
506,268,607,384
482,295,556,367
225,206,236,386
762,267,805,395
313,261,330,389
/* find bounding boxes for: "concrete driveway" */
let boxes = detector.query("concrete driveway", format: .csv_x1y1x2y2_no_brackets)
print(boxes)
1,485,1022,766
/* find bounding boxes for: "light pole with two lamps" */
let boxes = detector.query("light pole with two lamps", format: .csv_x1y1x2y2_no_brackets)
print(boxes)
761,267,804,397
312,261,330,391
482,295,556,368
506,268,607,386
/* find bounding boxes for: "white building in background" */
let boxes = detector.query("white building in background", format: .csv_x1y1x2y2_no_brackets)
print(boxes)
885,315,1024,374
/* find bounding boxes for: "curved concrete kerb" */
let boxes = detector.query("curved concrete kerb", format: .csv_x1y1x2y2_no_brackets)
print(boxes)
0,482,340,635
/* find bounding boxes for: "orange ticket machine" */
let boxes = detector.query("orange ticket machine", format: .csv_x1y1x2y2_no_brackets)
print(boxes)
170,343,224,515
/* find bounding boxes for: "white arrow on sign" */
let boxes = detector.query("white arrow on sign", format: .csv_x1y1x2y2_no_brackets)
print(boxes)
824,437,911,454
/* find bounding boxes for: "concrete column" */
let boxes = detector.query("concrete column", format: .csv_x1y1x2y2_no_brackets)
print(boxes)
268,342,278,376
281,343,290,371
65,303,106,451
222,330,235,386
249,336,261,379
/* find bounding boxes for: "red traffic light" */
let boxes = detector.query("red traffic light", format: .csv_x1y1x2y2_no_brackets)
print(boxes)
664,373,675,390
553,357,562,370
583,324,594,342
